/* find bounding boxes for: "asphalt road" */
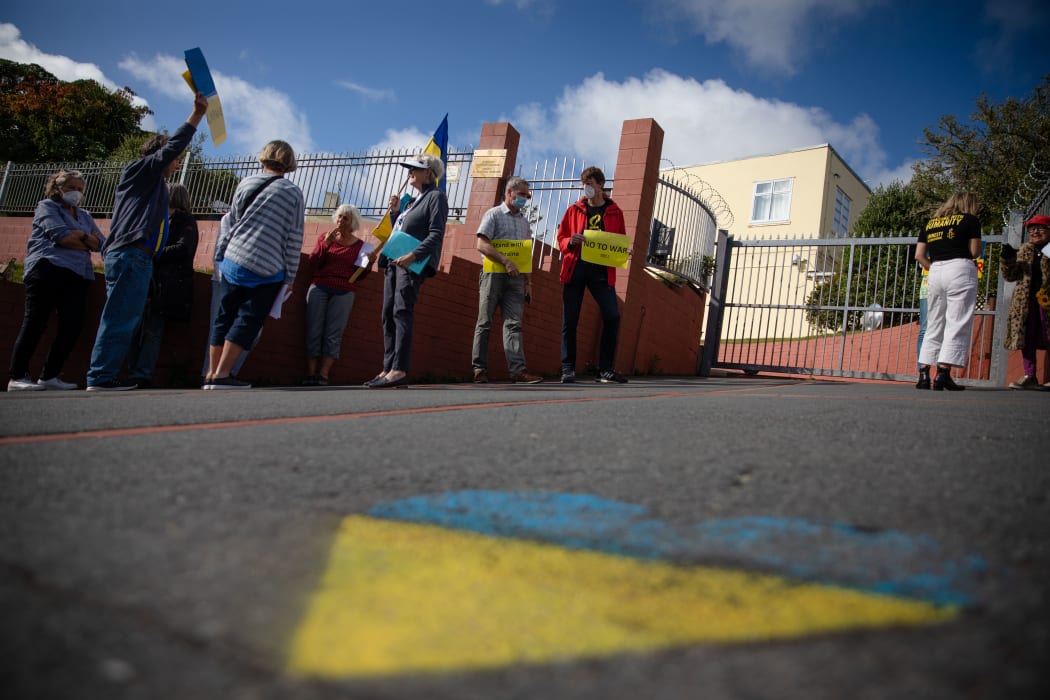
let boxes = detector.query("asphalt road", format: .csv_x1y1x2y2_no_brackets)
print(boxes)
1,376,1048,699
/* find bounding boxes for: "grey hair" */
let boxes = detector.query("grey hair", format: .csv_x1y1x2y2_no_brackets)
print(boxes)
332,203,361,230
169,183,192,213
415,153,445,183
44,169,84,199
505,176,530,194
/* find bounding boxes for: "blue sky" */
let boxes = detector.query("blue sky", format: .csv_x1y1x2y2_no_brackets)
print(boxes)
2,0,1046,189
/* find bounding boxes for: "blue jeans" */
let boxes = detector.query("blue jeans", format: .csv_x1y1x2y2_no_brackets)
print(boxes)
127,311,166,383
561,260,621,373
87,246,153,385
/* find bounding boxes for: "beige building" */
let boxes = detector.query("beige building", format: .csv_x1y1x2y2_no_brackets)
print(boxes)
665,144,872,340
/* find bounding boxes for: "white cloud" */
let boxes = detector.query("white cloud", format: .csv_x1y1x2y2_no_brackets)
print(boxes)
119,53,314,154
869,160,917,189
0,23,154,128
652,0,883,73
335,80,394,102
510,69,896,186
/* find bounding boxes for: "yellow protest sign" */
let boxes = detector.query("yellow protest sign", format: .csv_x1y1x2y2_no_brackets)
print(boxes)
483,239,533,273
581,231,630,268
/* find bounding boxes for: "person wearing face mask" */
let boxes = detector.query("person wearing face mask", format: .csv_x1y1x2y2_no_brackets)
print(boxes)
85,93,208,391
7,170,104,391
1000,214,1050,389
471,176,543,384
556,166,628,384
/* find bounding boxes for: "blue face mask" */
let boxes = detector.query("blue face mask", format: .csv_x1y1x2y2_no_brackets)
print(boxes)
512,196,528,210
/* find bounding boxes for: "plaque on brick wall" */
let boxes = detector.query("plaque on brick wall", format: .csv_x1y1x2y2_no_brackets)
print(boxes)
470,149,508,178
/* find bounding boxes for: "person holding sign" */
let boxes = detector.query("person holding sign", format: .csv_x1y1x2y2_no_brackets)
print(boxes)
86,93,208,391
365,154,449,389
556,167,628,384
471,177,543,384
301,204,372,386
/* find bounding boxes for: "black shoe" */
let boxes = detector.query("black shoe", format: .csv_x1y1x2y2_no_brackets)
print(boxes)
916,368,931,390
86,379,138,392
596,370,628,384
364,374,386,387
206,376,252,390
560,369,576,384
933,370,964,391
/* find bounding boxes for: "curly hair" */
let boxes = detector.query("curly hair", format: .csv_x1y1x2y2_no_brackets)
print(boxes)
44,169,84,200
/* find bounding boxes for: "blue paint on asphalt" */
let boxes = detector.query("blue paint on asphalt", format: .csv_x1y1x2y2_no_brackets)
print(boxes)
369,490,987,606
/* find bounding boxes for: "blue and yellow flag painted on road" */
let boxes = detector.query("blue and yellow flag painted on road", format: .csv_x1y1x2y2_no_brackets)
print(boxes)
287,491,985,678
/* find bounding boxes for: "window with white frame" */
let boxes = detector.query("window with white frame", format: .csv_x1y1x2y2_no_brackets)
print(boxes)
832,187,852,237
751,178,793,223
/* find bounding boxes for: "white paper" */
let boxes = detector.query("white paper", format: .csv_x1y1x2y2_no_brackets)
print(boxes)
355,242,375,267
268,284,293,319
1042,241,1050,259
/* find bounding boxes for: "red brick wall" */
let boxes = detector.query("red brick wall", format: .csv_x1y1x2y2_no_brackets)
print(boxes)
1,119,709,386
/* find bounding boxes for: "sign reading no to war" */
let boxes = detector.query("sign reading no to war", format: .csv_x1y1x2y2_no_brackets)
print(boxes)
581,231,630,268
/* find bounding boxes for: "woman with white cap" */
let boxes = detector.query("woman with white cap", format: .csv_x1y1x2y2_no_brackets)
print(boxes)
365,153,448,388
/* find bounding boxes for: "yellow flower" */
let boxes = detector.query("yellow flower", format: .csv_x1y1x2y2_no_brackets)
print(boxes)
1037,285,1050,310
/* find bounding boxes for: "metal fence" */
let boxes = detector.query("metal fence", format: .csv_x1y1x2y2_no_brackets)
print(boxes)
646,176,721,288
0,147,476,221
700,232,1009,387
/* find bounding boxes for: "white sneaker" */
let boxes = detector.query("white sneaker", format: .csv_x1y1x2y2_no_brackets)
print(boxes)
8,376,44,392
37,376,78,390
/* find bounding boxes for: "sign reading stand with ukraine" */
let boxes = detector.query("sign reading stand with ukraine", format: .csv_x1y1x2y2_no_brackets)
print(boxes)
182,48,227,147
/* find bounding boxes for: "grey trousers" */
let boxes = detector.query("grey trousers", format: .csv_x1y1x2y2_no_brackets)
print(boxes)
472,272,527,374
305,284,356,358
381,264,424,372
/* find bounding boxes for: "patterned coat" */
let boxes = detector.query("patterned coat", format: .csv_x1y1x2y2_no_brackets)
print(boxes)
1001,241,1050,351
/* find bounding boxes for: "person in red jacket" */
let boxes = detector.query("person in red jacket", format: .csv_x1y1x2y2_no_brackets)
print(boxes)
556,167,628,384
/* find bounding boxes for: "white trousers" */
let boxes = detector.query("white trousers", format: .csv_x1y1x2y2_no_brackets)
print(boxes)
919,258,978,368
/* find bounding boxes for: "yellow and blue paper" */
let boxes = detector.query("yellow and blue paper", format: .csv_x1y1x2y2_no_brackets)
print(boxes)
287,491,984,678
483,239,533,273
582,230,630,268
183,48,226,147
380,229,429,274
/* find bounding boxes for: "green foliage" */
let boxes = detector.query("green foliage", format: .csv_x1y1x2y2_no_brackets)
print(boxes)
0,59,151,163
806,183,923,332
910,75,1050,222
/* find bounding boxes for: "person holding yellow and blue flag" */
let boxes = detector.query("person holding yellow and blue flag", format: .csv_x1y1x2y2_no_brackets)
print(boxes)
365,117,450,389
86,93,207,391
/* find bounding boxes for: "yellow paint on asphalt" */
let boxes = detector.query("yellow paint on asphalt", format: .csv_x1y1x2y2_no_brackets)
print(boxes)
287,516,956,678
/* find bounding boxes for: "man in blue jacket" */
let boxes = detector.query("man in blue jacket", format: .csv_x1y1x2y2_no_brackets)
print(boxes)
86,93,207,391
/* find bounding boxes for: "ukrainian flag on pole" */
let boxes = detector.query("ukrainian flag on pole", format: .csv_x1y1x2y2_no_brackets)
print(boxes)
424,113,449,192
372,115,449,243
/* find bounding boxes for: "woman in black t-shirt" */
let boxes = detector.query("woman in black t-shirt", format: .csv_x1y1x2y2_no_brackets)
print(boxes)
914,192,982,391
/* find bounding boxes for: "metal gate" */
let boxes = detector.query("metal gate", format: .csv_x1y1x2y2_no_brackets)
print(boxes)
700,231,1009,387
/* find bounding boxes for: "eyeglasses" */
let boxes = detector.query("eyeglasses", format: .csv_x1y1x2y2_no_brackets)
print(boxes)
1029,225,1049,233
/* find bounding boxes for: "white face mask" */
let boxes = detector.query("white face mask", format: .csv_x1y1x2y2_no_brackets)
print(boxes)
583,184,596,199
62,190,83,207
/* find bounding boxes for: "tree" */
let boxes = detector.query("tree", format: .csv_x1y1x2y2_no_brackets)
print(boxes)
805,182,926,332
911,75,1050,223
0,59,151,163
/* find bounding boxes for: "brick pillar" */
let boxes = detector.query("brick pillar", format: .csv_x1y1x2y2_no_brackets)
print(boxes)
441,123,520,266
611,118,665,372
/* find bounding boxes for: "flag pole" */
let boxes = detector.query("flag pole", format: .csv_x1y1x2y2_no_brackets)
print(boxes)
348,177,409,283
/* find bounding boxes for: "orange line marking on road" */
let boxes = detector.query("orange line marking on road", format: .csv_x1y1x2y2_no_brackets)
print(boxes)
0,385,774,446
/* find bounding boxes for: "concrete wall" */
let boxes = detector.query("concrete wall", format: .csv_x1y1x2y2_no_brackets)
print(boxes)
1,119,707,387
